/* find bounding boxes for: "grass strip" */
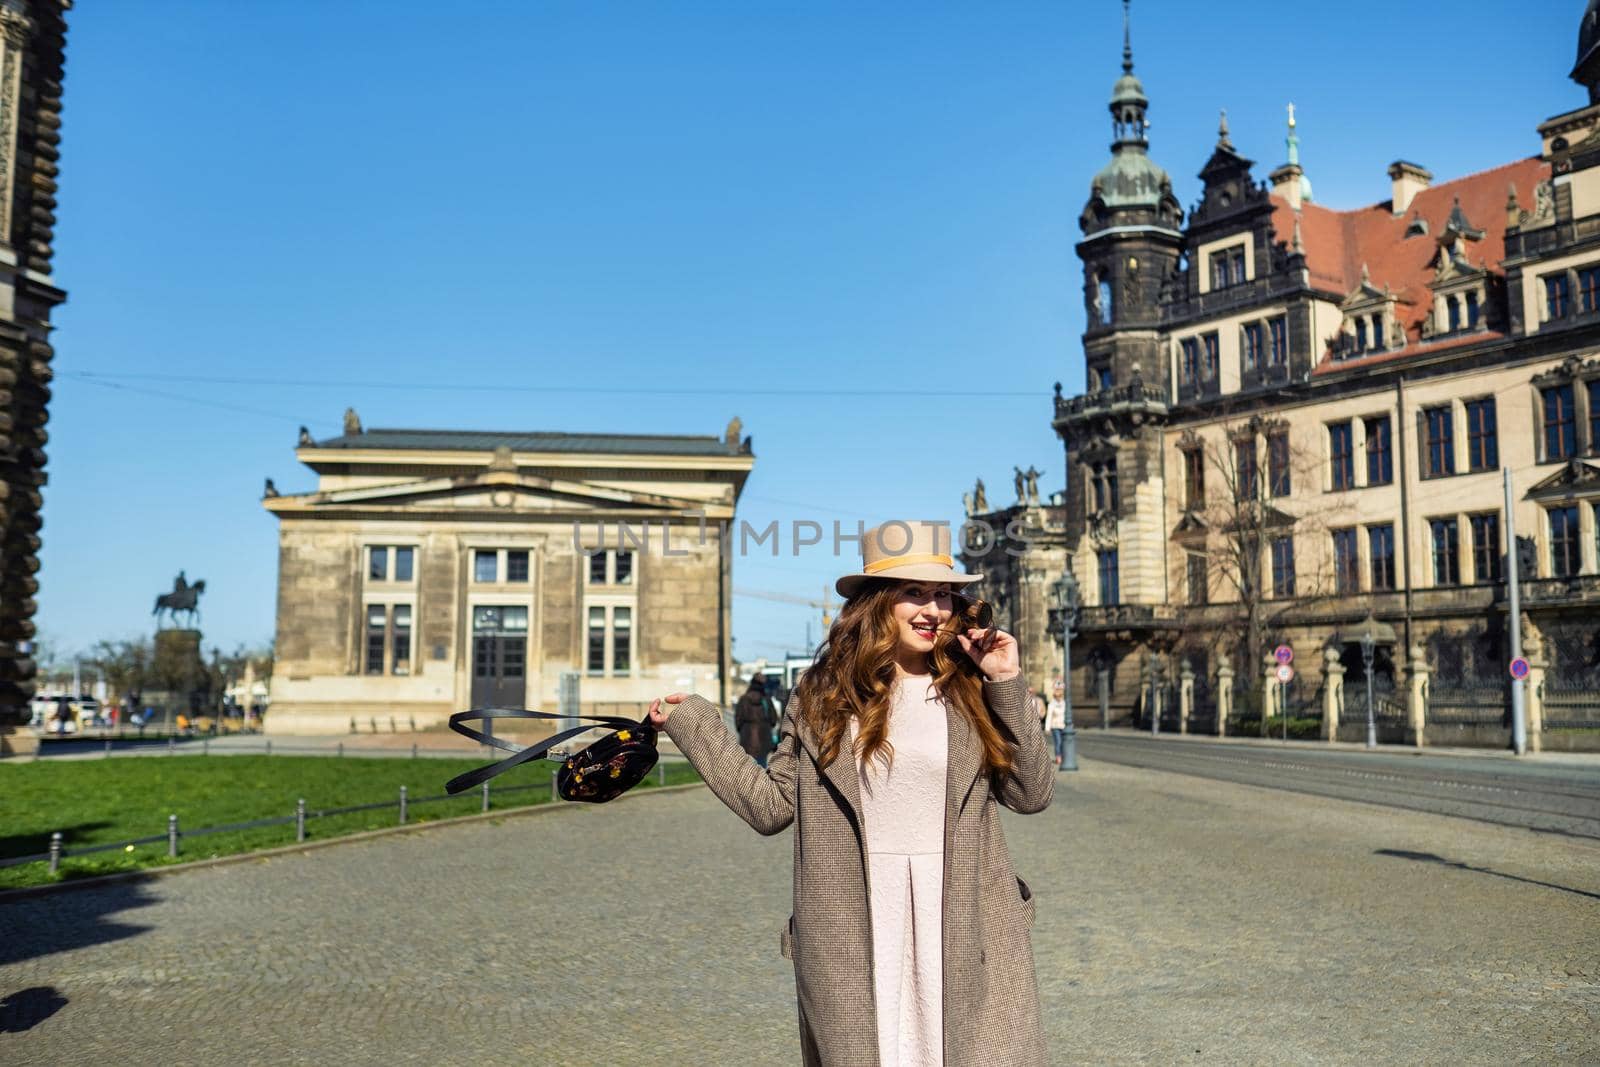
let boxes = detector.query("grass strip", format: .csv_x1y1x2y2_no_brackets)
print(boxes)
0,754,701,889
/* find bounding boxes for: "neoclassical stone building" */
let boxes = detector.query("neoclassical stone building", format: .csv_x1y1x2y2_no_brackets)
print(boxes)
0,1,69,756
262,411,753,734
1053,7,1600,750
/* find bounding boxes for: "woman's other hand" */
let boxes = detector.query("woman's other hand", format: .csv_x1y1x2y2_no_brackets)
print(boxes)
648,693,690,727
957,627,1021,682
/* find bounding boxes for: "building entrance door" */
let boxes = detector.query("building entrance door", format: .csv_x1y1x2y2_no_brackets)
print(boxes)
471,605,528,708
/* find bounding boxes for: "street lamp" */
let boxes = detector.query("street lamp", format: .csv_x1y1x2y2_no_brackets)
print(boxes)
1359,615,1377,750
1047,570,1080,771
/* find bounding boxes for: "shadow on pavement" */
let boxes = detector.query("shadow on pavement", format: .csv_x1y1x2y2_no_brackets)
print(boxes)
0,875,162,965
0,986,68,1032
1375,848,1600,901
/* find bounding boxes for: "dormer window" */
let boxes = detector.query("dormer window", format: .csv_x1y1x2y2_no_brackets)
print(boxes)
1210,244,1247,289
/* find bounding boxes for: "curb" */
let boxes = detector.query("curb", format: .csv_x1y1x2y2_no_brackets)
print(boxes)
0,780,707,902
1080,728,1600,766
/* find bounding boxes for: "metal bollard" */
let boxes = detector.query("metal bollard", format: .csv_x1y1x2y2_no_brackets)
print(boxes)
410,716,416,732
657,761,665,787
168,736,176,755
168,814,179,859
398,785,408,825
550,769,558,803
350,716,357,734
337,741,344,757
481,781,490,813
265,739,272,756
390,716,397,733
370,717,378,734
104,738,112,759
296,798,307,843
203,738,209,757
411,742,418,759
48,831,62,875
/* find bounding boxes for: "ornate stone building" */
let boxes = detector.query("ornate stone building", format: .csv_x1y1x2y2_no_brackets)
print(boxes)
0,1,69,757
262,412,753,734
1053,6,1600,750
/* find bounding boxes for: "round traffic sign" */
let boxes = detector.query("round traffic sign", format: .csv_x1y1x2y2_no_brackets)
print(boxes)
1509,657,1530,680
1274,645,1294,665
1276,663,1294,684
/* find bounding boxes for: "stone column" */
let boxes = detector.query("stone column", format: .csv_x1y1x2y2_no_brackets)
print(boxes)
1322,646,1344,742
1179,660,1194,735
1261,653,1279,737
1406,642,1430,748
1215,654,1232,736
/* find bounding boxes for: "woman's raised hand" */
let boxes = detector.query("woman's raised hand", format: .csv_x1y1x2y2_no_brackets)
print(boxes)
647,693,689,727
956,626,1021,682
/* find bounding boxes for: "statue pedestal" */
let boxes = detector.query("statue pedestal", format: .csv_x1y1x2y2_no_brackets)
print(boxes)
1,721,39,758
150,629,206,725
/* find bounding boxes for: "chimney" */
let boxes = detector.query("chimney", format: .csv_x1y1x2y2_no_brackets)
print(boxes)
1388,161,1432,215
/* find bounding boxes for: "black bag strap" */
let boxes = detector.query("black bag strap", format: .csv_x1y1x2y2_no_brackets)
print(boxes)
443,707,644,795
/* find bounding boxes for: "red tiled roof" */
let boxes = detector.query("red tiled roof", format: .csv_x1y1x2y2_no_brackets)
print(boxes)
1267,156,1550,351
1309,329,1507,376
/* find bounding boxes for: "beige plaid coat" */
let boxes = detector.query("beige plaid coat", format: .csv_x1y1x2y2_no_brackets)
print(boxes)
663,673,1053,1066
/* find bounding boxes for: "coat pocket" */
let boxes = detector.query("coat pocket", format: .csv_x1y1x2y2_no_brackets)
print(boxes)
780,915,795,960
1016,875,1036,927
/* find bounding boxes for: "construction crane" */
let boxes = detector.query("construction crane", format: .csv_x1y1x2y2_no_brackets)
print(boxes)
734,586,836,634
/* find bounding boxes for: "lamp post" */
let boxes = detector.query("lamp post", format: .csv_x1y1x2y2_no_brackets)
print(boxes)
1047,571,1080,772
1360,619,1377,750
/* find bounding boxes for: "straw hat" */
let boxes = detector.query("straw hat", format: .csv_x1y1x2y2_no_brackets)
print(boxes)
835,520,982,599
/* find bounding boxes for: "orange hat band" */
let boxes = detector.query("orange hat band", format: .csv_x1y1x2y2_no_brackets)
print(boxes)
862,552,953,574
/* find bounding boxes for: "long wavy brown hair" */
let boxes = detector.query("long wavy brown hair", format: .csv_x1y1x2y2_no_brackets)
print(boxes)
792,579,1015,778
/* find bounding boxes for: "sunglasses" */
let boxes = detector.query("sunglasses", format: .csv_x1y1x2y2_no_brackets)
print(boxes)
944,593,995,633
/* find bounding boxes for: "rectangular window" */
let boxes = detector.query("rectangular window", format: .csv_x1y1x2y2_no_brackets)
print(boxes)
1424,406,1455,477
1550,506,1580,578
1466,290,1480,327
1465,398,1498,472
1329,421,1354,490
506,549,529,583
1232,249,1246,285
1447,296,1461,332
1333,529,1360,594
614,550,634,585
1546,274,1571,319
391,605,412,676
1180,338,1199,383
612,606,632,674
1243,322,1264,372
1186,553,1207,606
1095,366,1112,390
394,547,414,582
587,606,606,673
474,550,498,583
1470,512,1501,584
1591,380,1600,452
368,545,415,582
368,547,388,582
1267,431,1290,497
1430,518,1461,585
1268,315,1288,366
1097,549,1119,605
1354,319,1369,353
1368,524,1396,591
365,605,386,675
1210,249,1233,290
1370,313,1386,351
588,550,609,584
1365,416,1393,485
1581,267,1600,314
1543,384,1576,460
1202,332,1219,379
1270,536,1296,598
1235,438,1258,501
1183,448,1205,510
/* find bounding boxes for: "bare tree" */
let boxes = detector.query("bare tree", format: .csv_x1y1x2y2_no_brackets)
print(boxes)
1172,416,1348,729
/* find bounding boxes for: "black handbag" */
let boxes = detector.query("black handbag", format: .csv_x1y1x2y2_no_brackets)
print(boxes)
444,707,659,803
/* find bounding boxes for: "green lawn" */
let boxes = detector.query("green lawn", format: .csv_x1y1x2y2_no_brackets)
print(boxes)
0,754,702,889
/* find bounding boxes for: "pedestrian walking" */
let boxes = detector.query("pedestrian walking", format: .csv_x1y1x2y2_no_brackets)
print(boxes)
1027,686,1047,731
650,520,1052,1066
736,673,779,767
1045,689,1067,769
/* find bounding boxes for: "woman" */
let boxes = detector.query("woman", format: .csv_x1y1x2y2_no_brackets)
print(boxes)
1045,687,1067,768
650,521,1052,1066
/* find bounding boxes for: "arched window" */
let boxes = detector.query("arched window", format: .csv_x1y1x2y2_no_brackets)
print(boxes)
1098,277,1114,325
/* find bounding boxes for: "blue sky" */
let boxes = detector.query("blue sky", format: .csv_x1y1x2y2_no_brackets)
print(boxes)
37,0,1581,665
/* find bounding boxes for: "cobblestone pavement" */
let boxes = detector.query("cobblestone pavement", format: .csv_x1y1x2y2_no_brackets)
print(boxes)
2,758,1596,1065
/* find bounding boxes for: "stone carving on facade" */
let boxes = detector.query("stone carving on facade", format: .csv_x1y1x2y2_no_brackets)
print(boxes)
343,407,363,435
1013,466,1026,505
1023,465,1043,506
725,415,742,445
488,444,516,472
0,0,30,242
1124,259,1142,308
973,477,988,513
1529,179,1555,227
1088,511,1119,550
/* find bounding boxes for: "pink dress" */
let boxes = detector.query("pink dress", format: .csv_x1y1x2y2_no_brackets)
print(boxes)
851,674,948,1067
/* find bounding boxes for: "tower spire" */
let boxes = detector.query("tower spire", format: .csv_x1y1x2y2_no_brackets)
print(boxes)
1286,102,1299,166
1122,0,1134,74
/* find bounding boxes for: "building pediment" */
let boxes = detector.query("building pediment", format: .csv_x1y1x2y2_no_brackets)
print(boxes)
264,471,714,518
1527,458,1600,500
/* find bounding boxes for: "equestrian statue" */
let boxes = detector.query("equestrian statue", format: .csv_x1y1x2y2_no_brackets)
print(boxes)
153,571,206,629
